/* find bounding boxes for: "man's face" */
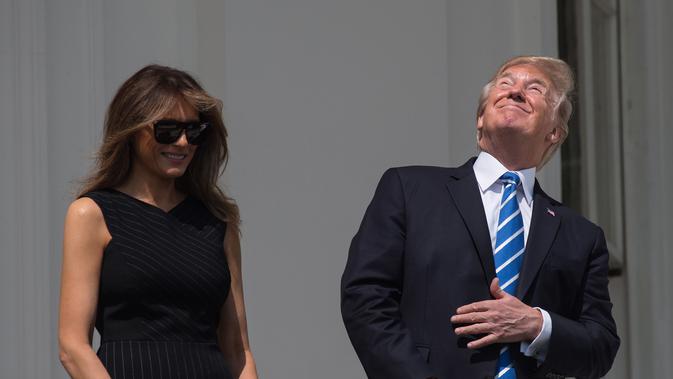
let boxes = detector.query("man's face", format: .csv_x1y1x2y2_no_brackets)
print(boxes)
477,64,561,166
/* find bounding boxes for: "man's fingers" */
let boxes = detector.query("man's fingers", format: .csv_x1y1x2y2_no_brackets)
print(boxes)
455,300,496,315
490,277,506,299
450,312,491,325
454,322,493,336
456,280,509,315
467,333,500,349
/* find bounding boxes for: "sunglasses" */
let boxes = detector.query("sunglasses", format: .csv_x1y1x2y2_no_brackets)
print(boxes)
153,119,209,145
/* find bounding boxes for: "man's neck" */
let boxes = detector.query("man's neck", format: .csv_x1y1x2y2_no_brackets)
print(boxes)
479,148,537,171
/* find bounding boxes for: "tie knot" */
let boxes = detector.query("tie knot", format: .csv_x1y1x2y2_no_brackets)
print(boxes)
500,172,520,187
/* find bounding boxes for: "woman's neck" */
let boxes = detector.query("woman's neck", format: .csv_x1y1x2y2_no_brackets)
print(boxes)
115,163,184,208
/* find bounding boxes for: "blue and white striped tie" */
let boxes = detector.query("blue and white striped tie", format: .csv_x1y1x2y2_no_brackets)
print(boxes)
494,172,525,379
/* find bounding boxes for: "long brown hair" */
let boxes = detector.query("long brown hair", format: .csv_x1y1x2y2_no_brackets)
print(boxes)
78,64,239,229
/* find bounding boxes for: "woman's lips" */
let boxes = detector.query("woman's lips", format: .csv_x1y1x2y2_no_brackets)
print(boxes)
161,152,187,161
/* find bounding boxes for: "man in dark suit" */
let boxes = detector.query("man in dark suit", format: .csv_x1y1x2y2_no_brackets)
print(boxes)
341,56,619,379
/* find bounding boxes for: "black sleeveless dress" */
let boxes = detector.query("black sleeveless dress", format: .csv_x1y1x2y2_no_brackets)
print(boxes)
84,189,233,379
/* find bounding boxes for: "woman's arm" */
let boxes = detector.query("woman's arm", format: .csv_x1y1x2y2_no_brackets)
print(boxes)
58,198,112,379
217,228,259,379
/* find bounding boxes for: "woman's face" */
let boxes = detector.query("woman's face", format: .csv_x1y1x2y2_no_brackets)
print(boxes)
133,98,200,180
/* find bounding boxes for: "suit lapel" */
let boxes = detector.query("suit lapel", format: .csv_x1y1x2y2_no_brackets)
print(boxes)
516,181,561,299
445,160,496,286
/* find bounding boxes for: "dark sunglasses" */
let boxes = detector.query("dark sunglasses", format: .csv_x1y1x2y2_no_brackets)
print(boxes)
153,119,209,145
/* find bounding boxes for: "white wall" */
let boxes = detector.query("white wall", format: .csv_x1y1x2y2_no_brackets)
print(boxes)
1,1,562,378
218,2,450,377
446,0,561,197
209,1,559,377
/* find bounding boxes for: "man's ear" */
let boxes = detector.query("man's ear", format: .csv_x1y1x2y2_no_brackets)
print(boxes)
547,126,561,144
477,115,484,135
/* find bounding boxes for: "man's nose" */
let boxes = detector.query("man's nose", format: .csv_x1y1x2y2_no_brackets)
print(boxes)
507,86,526,102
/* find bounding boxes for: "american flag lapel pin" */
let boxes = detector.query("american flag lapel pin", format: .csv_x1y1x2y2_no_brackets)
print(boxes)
546,208,556,217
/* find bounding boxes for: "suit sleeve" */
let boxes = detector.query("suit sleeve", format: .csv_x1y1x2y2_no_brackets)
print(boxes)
538,227,620,378
340,168,435,379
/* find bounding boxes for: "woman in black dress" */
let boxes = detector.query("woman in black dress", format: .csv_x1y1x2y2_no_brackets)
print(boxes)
58,65,258,378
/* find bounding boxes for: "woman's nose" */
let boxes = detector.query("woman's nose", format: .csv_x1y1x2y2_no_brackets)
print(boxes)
173,130,189,146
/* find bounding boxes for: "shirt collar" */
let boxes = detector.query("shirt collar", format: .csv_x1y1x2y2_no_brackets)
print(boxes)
472,151,536,204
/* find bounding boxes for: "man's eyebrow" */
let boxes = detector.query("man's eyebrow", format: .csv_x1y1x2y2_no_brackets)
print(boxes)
498,72,549,87
526,78,549,87
497,73,515,81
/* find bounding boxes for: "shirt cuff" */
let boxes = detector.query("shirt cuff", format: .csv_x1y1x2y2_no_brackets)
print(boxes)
520,307,551,363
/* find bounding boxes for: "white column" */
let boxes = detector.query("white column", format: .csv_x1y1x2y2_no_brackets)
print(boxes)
643,1,673,375
45,0,105,376
620,0,673,377
0,0,51,377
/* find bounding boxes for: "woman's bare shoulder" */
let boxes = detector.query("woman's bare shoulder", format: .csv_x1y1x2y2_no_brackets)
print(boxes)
66,197,104,221
64,197,111,249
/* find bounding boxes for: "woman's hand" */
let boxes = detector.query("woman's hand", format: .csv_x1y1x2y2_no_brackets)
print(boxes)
217,228,259,379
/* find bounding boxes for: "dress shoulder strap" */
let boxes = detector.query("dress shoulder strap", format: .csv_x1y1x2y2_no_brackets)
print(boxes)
80,189,121,237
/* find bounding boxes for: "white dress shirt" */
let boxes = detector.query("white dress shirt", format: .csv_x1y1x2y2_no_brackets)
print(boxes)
472,151,552,363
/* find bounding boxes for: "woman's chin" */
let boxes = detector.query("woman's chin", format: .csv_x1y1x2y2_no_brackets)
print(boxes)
161,168,187,178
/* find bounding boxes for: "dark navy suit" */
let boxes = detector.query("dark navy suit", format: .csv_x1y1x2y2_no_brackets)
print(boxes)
341,160,619,379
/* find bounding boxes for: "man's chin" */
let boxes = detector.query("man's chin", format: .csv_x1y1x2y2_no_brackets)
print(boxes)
493,119,529,134
481,127,531,150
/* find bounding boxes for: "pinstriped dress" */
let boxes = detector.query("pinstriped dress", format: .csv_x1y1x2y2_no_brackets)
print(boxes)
83,189,233,379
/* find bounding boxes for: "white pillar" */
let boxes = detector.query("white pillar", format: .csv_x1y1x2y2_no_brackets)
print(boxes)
0,0,51,377
621,0,673,377
44,0,105,376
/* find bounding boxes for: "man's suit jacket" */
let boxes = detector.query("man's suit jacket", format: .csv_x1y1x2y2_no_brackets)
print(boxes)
341,160,619,379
